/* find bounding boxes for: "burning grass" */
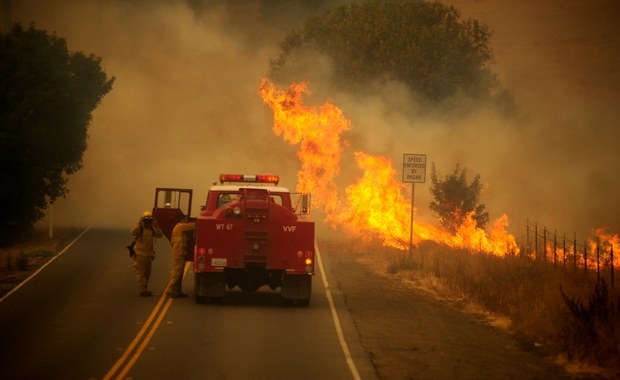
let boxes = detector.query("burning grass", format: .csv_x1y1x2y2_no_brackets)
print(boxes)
385,240,620,377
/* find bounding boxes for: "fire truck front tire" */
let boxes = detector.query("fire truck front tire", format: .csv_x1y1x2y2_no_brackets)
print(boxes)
194,272,226,304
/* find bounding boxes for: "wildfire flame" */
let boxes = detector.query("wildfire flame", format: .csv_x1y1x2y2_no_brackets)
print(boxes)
259,78,521,256
334,152,413,250
258,78,349,215
587,228,619,269
589,228,619,256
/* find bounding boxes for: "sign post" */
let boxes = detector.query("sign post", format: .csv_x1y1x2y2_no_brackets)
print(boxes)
402,154,427,255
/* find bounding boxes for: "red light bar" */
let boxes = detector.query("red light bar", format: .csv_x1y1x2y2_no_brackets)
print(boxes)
219,174,243,183
256,175,279,184
219,174,279,185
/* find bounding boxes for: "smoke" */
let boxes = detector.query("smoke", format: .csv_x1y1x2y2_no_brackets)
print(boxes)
294,0,620,241
8,0,300,228
438,0,620,238
7,0,620,241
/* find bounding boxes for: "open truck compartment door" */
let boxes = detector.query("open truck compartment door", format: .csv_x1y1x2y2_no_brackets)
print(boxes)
153,188,194,261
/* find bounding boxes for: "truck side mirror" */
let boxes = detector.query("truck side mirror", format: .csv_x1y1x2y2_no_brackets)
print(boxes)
301,194,311,215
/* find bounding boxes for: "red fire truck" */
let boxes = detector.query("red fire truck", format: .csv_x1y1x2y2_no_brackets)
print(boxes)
152,174,315,305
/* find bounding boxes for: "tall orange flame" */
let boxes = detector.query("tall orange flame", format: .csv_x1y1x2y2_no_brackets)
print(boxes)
259,78,520,255
258,78,349,215
334,152,412,250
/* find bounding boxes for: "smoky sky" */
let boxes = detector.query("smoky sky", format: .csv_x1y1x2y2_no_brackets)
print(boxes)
4,0,620,241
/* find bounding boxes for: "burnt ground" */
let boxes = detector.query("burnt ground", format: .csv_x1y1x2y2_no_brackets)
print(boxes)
322,240,607,380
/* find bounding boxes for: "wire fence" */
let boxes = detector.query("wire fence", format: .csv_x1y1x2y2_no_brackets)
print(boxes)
517,219,617,286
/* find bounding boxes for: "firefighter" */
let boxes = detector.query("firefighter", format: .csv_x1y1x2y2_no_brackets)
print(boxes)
165,215,195,298
130,210,163,297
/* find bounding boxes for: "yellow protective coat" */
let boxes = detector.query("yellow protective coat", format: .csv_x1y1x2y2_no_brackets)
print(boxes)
164,221,196,296
130,221,163,294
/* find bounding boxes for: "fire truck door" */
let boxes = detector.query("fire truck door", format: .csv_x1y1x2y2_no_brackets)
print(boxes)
152,187,193,236
153,188,195,261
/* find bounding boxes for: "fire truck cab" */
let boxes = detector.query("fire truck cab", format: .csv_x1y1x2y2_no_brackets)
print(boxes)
152,174,314,306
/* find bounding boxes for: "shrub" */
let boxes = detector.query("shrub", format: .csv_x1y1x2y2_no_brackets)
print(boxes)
16,250,28,271
560,279,620,367
387,240,620,372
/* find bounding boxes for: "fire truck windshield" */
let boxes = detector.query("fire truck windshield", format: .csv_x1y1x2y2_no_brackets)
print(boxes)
214,192,284,208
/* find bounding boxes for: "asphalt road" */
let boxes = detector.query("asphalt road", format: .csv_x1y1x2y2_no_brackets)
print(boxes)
0,228,377,380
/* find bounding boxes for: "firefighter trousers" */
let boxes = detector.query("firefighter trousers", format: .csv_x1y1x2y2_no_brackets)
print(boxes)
132,254,152,293
165,254,185,296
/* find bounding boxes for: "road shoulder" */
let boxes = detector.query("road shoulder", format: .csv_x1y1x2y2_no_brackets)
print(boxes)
322,240,574,380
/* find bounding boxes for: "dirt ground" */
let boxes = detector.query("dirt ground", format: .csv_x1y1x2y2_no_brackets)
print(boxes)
322,239,611,380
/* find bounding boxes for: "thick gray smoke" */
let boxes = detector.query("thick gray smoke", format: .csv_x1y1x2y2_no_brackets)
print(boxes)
320,0,620,241
5,0,620,242
432,0,620,239
7,1,299,228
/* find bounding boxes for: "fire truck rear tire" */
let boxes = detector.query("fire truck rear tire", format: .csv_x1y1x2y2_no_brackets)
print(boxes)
281,274,312,306
297,298,310,307
194,272,226,303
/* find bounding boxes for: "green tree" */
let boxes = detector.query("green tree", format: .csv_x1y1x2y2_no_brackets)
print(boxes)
270,0,497,103
0,24,114,246
259,0,330,30
429,163,489,233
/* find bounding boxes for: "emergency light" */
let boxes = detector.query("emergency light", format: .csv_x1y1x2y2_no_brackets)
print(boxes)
219,174,280,185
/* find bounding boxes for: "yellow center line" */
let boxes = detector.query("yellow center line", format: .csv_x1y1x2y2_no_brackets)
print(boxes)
102,262,192,380
114,296,174,379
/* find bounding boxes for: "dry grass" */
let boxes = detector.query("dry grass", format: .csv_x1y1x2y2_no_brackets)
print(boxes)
0,227,77,298
370,240,620,377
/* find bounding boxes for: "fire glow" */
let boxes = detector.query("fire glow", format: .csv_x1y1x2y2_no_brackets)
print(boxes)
259,78,520,255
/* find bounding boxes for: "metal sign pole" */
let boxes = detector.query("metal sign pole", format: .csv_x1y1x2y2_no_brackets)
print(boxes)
403,153,426,255
409,183,415,255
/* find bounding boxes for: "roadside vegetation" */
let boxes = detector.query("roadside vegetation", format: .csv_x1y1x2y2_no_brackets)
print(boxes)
0,24,114,246
429,163,489,233
387,242,620,376
413,160,620,375
270,0,514,112
0,227,75,298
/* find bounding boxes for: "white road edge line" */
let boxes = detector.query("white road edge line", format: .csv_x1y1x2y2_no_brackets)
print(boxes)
0,225,93,304
316,241,362,380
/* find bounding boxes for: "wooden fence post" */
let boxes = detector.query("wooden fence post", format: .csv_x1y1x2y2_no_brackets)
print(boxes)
563,233,567,268
525,220,529,258
543,227,547,262
596,237,600,282
611,245,614,288
554,230,557,266
535,223,538,260
584,241,588,273
573,233,577,270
